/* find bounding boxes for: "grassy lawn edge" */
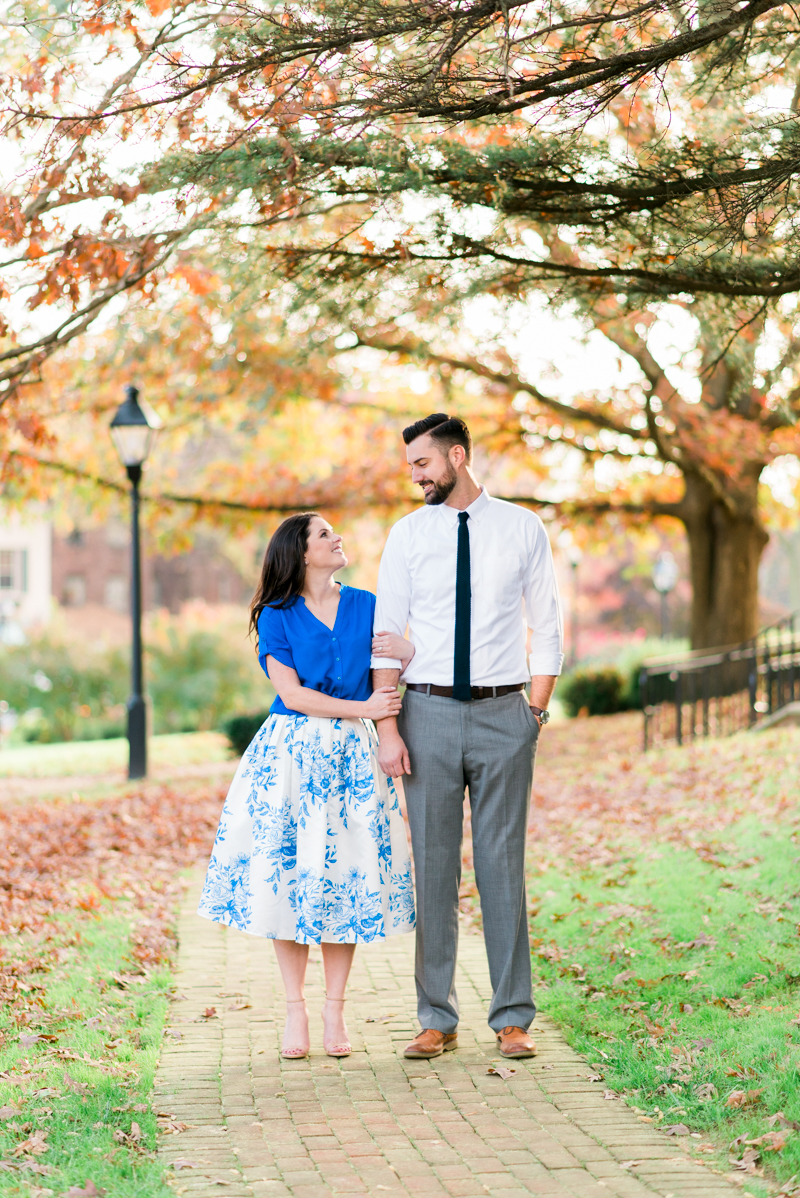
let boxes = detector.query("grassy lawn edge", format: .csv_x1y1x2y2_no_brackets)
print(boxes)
0,891,183,1196
525,811,800,1196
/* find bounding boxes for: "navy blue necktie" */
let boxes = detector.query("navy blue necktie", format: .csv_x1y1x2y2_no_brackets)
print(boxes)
453,511,471,701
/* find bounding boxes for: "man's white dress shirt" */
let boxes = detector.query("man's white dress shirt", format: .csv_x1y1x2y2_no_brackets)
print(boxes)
370,488,564,684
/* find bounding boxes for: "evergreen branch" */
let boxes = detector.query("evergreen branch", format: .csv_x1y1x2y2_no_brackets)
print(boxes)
279,239,800,299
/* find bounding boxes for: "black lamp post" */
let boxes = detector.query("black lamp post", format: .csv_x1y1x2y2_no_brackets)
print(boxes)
110,385,161,780
652,551,679,640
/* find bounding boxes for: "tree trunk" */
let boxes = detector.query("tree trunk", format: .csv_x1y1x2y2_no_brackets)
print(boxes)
680,472,769,650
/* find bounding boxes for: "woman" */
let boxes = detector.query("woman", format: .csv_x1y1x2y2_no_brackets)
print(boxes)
198,512,416,1060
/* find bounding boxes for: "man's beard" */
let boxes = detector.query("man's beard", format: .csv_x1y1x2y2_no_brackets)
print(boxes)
421,460,458,505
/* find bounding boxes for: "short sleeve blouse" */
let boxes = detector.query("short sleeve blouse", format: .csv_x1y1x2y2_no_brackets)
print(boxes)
257,585,376,716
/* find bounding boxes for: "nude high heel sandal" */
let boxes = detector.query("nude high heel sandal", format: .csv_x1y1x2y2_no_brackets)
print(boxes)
322,997,351,1058
281,998,310,1059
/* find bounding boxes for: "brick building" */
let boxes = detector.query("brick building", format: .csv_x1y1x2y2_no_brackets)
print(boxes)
50,523,252,615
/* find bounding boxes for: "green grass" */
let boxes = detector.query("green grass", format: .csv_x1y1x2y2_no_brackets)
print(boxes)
0,900,175,1195
0,731,231,777
529,817,800,1191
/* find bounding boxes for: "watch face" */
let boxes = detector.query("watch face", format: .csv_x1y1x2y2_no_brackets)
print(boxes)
540,710,550,725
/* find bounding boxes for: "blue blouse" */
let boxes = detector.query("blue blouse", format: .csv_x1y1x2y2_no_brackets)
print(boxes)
257,585,376,717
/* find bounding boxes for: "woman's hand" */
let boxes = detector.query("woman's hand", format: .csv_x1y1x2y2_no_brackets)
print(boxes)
372,631,416,665
362,686,404,721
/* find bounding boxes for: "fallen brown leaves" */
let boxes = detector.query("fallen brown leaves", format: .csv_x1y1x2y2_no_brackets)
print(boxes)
728,1128,795,1175
730,1146,761,1173
748,1131,793,1152
526,713,797,874
0,780,222,1018
725,1088,765,1109
112,1120,142,1148
12,1129,48,1157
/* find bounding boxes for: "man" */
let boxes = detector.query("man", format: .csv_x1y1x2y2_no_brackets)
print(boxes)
370,413,563,1060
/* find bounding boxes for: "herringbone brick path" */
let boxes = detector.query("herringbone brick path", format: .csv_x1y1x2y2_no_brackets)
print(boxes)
157,876,740,1198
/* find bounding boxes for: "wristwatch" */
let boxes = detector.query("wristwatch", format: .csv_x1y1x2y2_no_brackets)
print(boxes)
529,706,550,725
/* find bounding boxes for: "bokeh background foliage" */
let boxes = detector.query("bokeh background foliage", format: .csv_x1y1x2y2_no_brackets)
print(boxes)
0,610,268,743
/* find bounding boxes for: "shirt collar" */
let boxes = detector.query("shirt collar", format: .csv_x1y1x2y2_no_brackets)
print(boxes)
438,485,491,528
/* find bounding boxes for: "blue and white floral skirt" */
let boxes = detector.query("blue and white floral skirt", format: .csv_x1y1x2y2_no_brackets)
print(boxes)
197,714,415,944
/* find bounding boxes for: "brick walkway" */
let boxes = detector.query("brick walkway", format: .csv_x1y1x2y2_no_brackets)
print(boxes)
157,877,740,1198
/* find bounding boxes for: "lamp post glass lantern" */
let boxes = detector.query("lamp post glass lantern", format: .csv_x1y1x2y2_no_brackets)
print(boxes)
652,551,679,640
110,385,161,779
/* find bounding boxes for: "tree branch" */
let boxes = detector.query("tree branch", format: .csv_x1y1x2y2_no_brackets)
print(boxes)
7,452,682,520
0,236,183,384
277,240,800,300
494,495,685,516
355,333,645,438
15,0,784,126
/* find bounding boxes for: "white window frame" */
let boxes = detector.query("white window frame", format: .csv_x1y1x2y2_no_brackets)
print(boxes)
0,549,28,594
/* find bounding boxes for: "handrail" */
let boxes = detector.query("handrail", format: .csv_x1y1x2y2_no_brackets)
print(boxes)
640,610,800,749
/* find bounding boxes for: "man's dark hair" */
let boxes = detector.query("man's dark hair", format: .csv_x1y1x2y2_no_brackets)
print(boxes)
402,413,472,461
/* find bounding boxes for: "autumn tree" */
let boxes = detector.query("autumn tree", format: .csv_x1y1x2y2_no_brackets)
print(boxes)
3,0,799,390
354,299,800,649
6,276,535,551
3,0,800,644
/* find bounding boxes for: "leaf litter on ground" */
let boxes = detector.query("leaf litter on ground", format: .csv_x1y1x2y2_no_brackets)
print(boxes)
4,714,800,1194
0,775,223,1197
473,713,800,1192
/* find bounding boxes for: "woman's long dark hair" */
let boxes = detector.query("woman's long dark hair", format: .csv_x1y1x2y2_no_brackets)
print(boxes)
249,512,319,639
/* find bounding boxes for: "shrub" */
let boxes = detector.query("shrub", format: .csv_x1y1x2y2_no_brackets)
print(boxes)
0,617,270,743
224,711,271,756
559,666,627,718
147,628,260,734
0,637,128,742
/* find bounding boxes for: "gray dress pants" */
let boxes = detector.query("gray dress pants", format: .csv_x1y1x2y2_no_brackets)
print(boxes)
398,688,539,1033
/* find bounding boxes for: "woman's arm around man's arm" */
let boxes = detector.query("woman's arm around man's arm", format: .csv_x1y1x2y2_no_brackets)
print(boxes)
268,657,402,722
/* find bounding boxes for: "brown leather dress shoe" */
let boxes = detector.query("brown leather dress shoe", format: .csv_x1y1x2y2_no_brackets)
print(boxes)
496,1026,537,1058
403,1029,458,1059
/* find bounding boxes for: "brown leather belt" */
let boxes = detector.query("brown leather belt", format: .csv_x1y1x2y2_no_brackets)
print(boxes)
405,683,526,701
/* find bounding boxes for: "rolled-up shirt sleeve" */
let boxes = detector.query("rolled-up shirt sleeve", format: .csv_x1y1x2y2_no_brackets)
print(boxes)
369,524,411,672
524,520,565,676
257,606,295,677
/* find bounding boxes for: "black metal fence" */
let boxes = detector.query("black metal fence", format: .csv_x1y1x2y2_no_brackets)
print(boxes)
640,611,800,749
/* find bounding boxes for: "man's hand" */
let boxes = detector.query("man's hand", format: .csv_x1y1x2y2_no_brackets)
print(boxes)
376,721,411,777
371,667,410,776
529,675,558,730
